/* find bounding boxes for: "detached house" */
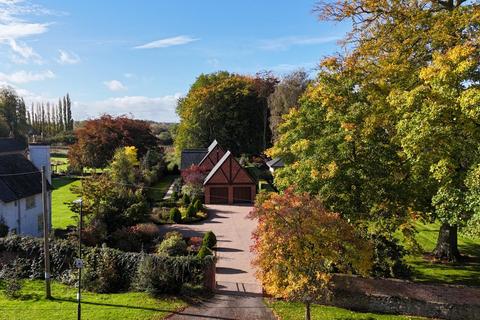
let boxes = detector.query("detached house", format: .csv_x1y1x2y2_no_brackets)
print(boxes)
181,140,256,204
0,138,51,237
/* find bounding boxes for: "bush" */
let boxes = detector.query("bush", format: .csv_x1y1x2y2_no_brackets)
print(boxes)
0,235,212,294
186,204,197,219
2,261,22,299
156,233,187,256
171,191,179,201
193,199,204,213
182,193,191,206
110,227,142,252
181,183,203,201
371,235,412,278
169,208,182,223
133,255,208,296
202,231,216,249
0,217,8,237
130,223,159,242
197,246,213,259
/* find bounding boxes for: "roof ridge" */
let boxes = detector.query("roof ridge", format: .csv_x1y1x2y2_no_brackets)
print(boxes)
203,150,231,185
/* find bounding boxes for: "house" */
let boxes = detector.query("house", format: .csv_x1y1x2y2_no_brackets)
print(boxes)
0,138,52,237
203,151,256,204
180,140,256,204
266,157,284,173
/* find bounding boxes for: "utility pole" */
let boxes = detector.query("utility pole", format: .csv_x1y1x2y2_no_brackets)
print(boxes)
74,198,83,320
41,166,51,299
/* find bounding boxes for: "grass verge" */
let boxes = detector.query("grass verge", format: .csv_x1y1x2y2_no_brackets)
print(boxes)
0,280,186,320
267,300,426,320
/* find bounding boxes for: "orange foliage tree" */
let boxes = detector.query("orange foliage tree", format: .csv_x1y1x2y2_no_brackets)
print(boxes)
249,188,373,320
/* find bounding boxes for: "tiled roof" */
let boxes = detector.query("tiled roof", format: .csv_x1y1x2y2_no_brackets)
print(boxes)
203,151,231,185
266,157,284,168
0,154,44,202
0,138,26,154
180,149,207,170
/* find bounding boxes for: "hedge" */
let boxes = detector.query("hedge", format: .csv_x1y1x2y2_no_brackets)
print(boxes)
0,235,213,294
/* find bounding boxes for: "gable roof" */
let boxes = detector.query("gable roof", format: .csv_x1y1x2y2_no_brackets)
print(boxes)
266,157,284,168
180,149,207,170
204,151,256,185
0,138,27,154
0,154,44,202
198,140,223,167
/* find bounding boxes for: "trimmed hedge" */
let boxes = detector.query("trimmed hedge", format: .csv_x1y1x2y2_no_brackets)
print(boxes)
0,235,213,294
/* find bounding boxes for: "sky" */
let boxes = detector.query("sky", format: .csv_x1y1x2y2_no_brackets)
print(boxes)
0,0,350,122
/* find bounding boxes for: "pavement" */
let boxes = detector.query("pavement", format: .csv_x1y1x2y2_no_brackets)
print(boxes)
162,204,276,320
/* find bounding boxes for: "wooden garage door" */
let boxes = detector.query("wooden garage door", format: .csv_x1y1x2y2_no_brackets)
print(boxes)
233,186,252,203
210,187,229,204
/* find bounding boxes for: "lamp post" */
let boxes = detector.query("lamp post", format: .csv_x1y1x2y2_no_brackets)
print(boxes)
73,198,83,320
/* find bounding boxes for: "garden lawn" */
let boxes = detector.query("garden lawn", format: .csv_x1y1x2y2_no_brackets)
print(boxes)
51,155,69,174
51,177,81,229
0,280,186,320
149,175,178,203
406,222,480,286
267,301,426,320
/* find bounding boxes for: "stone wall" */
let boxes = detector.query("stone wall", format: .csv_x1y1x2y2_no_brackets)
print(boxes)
322,274,480,320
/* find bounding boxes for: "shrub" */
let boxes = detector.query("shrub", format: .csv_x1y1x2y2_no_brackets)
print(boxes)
110,227,142,252
169,208,182,223
156,234,187,256
197,245,212,259
181,183,203,201
130,223,159,242
193,199,204,213
0,217,8,237
171,191,179,201
182,193,191,206
133,255,208,296
186,204,197,219
202,231,217,249
2,261,22,299
83,245,121,293
371,235,412,278
188,237,203,252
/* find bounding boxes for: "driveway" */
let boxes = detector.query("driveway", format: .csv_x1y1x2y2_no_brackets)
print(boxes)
162,204,275,320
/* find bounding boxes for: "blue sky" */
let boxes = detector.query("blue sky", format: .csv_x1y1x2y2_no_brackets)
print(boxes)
0,0,350,122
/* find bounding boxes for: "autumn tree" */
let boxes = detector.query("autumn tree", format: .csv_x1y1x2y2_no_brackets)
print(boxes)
268,70,310,142
317,0,480,260
69,115,158,169
175,71,276,156
250,188,372,320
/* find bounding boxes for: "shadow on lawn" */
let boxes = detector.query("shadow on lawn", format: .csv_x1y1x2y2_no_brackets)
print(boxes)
52,177,78,189
53,297,176,312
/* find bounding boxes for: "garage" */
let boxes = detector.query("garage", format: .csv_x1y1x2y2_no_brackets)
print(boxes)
233,186,253,203
209,187,229,204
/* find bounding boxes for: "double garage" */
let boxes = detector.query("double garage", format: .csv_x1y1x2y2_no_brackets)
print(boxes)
207,185,255,204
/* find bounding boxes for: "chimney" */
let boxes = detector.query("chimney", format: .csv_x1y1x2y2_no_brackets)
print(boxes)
28,143,51,183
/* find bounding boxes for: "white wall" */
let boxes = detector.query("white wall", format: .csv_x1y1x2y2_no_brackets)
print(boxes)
0,192,51,237
28,144,51,183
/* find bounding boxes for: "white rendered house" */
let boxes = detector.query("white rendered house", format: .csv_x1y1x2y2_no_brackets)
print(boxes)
0,138,52,237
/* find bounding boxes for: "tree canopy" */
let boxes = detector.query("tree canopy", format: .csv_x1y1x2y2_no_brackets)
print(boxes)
175,71,276,156
270,0,480,260
69,115,158,169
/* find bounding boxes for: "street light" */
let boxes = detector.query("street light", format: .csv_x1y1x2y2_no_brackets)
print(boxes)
73,198,83,320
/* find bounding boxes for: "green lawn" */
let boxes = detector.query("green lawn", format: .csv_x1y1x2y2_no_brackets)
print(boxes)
51,177,81,229
0,280,186,320
267,301,425,320
406,222,480,286
51,155,69,174
148,175,178,203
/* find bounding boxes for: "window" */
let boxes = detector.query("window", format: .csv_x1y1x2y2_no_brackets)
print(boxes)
26,196,36,210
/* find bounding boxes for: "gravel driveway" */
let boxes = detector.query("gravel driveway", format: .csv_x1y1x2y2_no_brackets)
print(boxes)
162,204,275,320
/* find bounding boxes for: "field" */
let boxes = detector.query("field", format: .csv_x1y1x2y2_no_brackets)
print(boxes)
267,300,425,320
407,222,480,286
0,280,186,320
51,177,81,229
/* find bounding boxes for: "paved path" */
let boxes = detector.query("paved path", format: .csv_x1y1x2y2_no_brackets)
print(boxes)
162,204,275,320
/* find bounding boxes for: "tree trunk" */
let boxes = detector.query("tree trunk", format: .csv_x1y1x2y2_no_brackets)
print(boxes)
304,301,311,320
433,222,460,262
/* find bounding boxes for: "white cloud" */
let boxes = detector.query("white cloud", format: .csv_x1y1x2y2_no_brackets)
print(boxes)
103,79,127,92
0,69,54,83
260,35,340,51
0,22,49,39
57,49,80,64
134,35,199,49
73,94,182,122
207,58,220,68
7,38,41,63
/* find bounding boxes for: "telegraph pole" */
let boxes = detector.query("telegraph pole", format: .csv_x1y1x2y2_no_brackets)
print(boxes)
41,166,51,299
73,198,84,320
